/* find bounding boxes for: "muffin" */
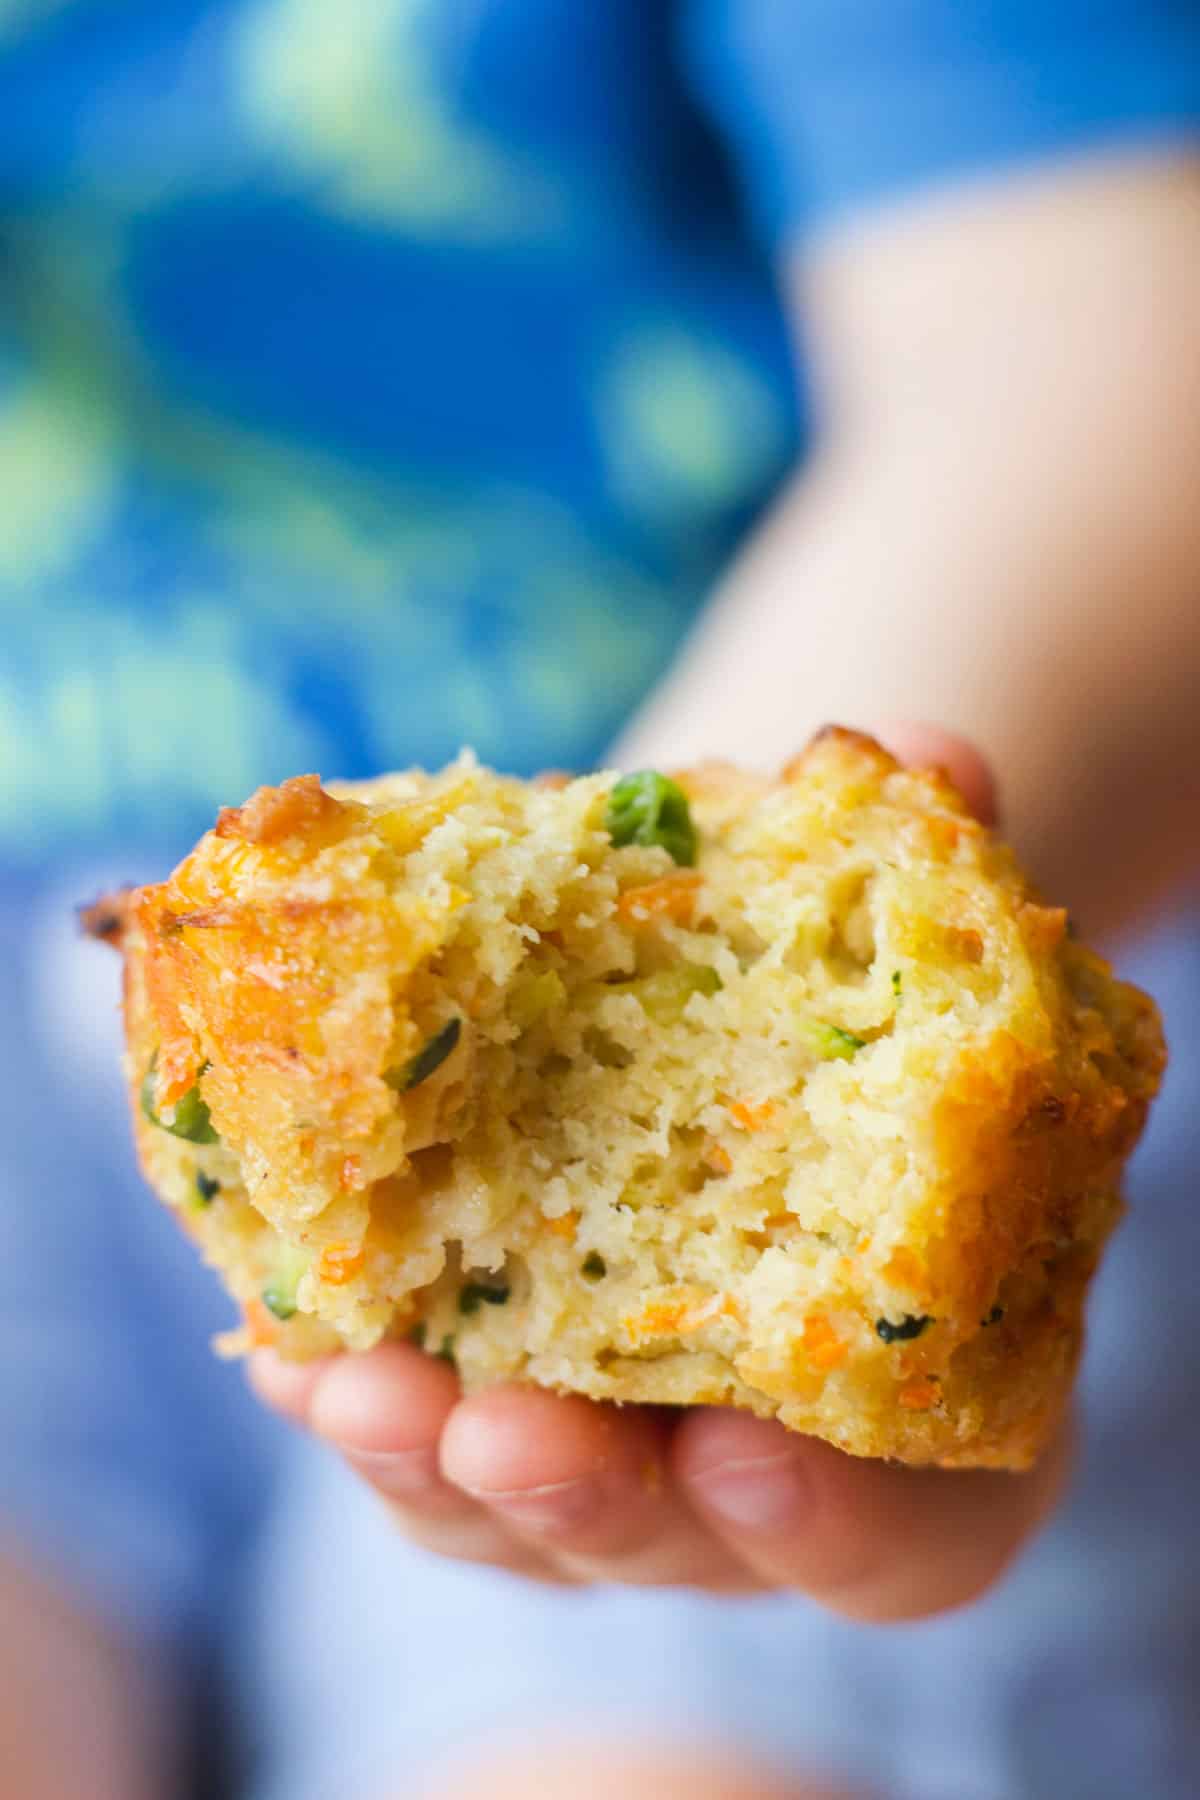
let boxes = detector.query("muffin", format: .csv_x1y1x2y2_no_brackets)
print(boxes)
87,728,1164,1469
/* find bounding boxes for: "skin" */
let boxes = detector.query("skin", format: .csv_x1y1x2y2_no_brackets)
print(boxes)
6,144,1199,1792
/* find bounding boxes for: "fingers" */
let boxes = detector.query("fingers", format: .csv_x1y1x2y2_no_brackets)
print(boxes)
439,1386,757,1589
250,1344,560,1578
874,720,998,825
673,1407,1071,1622
252,1352,753,1588
251,1339,1066,1611
246,1346,333,1426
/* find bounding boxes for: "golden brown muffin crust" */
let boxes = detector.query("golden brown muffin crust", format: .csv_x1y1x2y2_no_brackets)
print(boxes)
91,731,1165,1468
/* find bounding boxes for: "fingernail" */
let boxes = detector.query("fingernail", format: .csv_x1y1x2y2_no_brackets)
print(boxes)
691,1452,811,1531
463,1477,601,1533
343,1446,442,1501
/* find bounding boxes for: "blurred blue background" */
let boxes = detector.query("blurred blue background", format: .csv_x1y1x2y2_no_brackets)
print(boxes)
1,0,801,870
3,5,1200,1798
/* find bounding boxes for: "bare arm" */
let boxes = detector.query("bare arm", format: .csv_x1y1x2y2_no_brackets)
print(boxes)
252,147,1197,1605
619,150,1200,937
0,1552,177,1800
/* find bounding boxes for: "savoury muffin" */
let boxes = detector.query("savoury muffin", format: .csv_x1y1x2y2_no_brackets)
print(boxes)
87,728,1164,1469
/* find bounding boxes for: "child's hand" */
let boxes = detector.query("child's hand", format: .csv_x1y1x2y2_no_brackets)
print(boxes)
251,729,1069,1618
252,1342,1069,1613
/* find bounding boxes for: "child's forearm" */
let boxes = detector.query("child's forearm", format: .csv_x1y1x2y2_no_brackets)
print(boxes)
620,150,1200,937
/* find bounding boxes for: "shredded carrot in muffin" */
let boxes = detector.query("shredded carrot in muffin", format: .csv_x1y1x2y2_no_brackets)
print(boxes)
616,871,702,925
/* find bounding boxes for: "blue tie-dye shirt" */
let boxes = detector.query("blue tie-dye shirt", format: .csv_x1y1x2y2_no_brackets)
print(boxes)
3,6,1200,1797
1,0,806,860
